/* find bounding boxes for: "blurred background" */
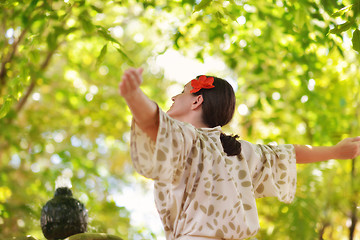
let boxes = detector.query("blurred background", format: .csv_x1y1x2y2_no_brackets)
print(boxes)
0,0,360,239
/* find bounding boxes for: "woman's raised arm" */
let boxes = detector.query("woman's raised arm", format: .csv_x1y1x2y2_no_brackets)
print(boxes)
119,68,159,142
295,137,360,164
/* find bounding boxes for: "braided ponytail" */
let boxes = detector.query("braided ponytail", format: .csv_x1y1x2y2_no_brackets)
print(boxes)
192,76,242,156
220,133,241,156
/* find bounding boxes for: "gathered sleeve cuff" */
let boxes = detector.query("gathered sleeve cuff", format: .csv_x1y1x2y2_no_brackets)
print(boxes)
241,141,297,203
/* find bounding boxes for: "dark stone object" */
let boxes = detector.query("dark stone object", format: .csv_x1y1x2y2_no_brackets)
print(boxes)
41,187,88,240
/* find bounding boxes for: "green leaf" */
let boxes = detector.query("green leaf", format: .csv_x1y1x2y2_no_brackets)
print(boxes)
353,2,360,16
91,5,103,13
59,11,70,22
329,21,354,35
22,0,39,26
26,0,39,13
194,0,212,12
97,26,122,46
222,8,238,22
295,8,307,30
64,27,78,35
75,0,86,6
0,96,14,119
96,44,108,66
115,47,135,66
80,17,95,34
46,32,57,50
331,5,352,17
47,10,60,20
352,29,360,52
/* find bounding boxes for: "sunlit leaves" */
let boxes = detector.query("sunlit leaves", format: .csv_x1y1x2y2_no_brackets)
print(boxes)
331,5,353,17
326,2,360,52
21,0,40,27
329,20,354,34
79,10,96,34
1,0,360,239
96,26,134,65
0,0,151,239
0,96,14,119
193,0,212,12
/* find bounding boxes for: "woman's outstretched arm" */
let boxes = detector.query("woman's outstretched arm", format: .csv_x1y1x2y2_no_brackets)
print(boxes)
295,137,360,164
119,68,159,142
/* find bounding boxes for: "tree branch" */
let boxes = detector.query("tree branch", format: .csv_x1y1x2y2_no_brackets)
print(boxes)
0,27,28,92
16,78,36,113
16,49,56,113
318,222,330,240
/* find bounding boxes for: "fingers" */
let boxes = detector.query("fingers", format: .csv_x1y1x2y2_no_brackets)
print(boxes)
349,137,360,158
351,136,360,142
123,68,143,86
339,136,360,144
335,137,360,159
119,68,144,97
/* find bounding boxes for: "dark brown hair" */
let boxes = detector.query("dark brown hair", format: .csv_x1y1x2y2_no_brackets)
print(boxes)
192,76,241,156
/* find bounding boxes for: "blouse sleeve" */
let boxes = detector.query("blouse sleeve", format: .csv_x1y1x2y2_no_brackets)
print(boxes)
240,141,297,203
130,107,197,183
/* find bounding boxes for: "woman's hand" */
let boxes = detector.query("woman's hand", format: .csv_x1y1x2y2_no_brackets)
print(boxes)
118,67,159,141
119,68,144,99
333,137,360,159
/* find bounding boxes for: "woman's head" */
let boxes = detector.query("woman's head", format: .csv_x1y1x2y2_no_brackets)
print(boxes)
191,75,236,128
167,75,240,155
167,75,236,128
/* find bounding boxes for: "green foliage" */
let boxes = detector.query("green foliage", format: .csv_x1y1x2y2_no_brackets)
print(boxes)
352,29,360,51
0,0,163,239
327,2,360,52
194,0,213,12
0,95,14,119
1,0,360,239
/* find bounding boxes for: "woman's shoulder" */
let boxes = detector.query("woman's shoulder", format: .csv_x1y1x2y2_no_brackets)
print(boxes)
238,139,254,149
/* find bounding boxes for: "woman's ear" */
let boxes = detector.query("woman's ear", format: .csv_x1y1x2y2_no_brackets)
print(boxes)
191,95,203,110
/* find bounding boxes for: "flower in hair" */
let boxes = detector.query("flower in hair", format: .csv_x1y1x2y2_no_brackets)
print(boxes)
190,75,215,93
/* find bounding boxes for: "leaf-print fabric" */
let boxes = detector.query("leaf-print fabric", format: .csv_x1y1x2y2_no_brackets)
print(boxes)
130,109,297,240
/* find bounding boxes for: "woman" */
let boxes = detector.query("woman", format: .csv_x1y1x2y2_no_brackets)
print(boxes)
119,67,360,240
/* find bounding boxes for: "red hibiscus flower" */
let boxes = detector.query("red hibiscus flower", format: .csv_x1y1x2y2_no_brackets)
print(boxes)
190,75,215,93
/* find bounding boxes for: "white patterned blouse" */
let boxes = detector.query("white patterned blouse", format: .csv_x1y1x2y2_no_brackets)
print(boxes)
130,109,297,240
